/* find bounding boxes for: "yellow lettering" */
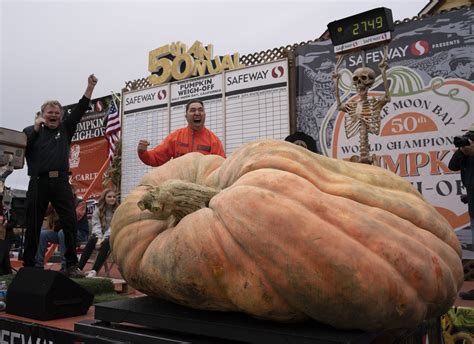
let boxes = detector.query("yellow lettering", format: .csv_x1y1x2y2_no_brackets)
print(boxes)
169,41,187,57
233,53,245,68
148,58,172,85
148,45,173,85
220,55,234,70
148,41,246,84
208,57,222,74
202,44,213,61
193,60,208,76
148,44,170,74
171,54,194,80
187,41,204,59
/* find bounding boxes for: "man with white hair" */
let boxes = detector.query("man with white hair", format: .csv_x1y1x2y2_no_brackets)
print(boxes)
22,74,97,278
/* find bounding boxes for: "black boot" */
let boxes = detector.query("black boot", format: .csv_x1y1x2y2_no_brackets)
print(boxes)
459,289,474,300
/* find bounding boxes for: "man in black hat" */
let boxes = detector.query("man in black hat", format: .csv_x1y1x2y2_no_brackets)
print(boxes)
285,132,321,154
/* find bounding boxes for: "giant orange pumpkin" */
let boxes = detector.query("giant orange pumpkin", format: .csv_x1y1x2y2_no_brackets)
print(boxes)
111,140,463,331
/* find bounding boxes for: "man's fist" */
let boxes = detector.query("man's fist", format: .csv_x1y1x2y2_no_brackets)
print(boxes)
88,74,98,87
137,139,150,154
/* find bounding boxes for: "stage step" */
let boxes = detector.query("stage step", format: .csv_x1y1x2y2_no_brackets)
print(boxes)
89,276,130,294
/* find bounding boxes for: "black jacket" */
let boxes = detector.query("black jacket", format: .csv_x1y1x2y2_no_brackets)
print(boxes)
448,149,474,217
23,96,90,176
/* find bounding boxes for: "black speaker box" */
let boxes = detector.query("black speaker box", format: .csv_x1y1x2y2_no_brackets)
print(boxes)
10,197,27,228
6,268,93,320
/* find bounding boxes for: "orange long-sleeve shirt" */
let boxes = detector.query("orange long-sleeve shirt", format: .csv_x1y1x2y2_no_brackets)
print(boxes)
138,127,225,167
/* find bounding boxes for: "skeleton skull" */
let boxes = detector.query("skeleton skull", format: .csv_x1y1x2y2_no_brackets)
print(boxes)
352,67,375,93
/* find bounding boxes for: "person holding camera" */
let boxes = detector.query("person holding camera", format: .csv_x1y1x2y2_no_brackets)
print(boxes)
449,124,474,300
449,124,474,242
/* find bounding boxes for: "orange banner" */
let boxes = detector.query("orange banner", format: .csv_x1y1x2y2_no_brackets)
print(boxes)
69,137,108,200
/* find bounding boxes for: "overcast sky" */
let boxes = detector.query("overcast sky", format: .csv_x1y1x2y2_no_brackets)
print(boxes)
1,0,426,189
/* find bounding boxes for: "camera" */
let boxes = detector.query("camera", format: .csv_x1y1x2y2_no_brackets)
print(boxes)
453,132,474,148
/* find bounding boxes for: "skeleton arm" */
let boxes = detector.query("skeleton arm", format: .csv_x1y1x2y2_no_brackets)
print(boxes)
378,44,391,104
332,55,346,111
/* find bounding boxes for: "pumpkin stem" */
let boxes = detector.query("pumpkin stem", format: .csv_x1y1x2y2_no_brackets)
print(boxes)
137,180,220,227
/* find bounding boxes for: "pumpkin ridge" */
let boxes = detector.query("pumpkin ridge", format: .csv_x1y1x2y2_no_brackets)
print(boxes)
226,167,459,259
210,185,422,328
204,181,318,318
220,140,419,196
218,153,435,236
209,209,299,317
311,191,462,301
213,168,461,322
208,196,300,316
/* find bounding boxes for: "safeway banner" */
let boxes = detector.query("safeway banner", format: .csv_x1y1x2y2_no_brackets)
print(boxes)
295,8,473,237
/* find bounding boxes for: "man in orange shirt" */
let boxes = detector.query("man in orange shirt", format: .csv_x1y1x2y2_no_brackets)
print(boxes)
137,99,225,166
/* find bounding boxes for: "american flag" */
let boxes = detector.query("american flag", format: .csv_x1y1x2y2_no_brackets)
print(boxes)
105,100,120,161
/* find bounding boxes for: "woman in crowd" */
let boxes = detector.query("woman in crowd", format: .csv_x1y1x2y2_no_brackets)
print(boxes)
78,188,118,277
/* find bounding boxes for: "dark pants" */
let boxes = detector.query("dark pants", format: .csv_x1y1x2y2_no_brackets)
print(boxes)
78,236,110,273
23,176,78,268
0,230,14,275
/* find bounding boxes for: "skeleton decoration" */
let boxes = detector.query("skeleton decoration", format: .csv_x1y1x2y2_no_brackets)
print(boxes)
333,45,391,164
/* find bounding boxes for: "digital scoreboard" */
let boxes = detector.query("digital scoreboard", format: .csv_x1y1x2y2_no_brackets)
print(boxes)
328,7,394,54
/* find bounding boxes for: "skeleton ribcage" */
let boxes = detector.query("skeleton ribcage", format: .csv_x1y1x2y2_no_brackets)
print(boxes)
344,100,382,139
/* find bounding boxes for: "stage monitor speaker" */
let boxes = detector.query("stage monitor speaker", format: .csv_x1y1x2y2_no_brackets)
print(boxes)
6,268,93,320
10,197,26,228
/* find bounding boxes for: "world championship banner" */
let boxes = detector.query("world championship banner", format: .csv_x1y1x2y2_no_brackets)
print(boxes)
295,8,473,249
64,95,112,200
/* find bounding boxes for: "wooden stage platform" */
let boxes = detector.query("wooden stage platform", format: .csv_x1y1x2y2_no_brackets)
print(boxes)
0,262,472,343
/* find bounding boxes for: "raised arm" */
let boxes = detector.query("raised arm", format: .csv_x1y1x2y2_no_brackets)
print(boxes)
84,74,98,99
332,55,345,111
379,45,391,104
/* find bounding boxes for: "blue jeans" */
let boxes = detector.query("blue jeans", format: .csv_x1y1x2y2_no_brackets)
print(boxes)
35,229,65,269
35,229,88,269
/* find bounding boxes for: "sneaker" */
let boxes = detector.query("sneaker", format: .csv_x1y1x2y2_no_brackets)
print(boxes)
459,289,474,300
85,270,97,278
64,265,85,279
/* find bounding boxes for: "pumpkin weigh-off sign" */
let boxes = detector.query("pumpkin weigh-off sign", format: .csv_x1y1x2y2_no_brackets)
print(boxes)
110,140,463,331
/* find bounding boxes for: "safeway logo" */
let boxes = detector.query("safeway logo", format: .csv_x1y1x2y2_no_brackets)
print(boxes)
157,89,167,100
94,100,104,112
271,66,285,78
410,40,430,56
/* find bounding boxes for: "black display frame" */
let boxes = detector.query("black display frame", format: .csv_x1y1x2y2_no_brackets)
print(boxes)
328,7,394,46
